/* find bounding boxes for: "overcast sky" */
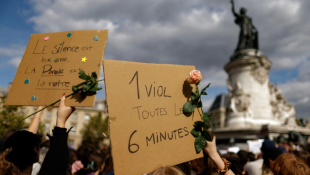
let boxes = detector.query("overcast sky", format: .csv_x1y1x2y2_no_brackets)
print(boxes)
0,0,309,118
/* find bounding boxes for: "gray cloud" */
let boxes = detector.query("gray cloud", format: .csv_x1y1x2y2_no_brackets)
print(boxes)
27,0,310,118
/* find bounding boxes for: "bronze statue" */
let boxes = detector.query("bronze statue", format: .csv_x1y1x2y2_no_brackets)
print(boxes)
230,0,259,51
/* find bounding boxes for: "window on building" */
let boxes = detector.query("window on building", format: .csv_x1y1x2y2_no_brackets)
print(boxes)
47,111,52,118
45,123,50,132
72,113,77,120
84,114,90,121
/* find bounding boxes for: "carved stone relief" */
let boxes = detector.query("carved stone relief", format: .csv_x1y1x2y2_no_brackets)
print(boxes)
250,60,269,84
228,81,252,115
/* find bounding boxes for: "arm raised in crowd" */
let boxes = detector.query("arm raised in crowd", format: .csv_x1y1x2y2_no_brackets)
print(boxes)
27,106,44,134
39,94,75,175
204,136,235,175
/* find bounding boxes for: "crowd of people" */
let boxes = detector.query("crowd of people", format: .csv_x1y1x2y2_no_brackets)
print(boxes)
0,94,310,175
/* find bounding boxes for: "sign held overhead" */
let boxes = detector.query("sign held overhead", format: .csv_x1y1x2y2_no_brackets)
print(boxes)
5,30,108,107
103,60,203,175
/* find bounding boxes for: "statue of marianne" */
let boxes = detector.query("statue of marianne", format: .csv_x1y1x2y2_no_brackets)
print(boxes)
230,0,259,51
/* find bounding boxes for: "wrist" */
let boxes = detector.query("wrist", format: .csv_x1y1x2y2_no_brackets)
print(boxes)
56,120,66,128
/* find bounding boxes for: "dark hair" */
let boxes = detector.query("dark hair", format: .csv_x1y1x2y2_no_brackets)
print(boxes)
76,143,96,167
4,131,41,171
247,152,256,162
237,150,248,167
87,151,105,173
3,129,17,140
263,147,283,167
101,153,113,174
0,148,20,175
226,157,244,175
175,162,190,175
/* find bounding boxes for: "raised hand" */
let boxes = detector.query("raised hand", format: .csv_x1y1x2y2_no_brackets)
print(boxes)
56,93,75,128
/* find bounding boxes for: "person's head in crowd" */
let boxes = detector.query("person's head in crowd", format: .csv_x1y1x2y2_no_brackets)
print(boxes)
101,152,113,174
295,150,310,167
270,153,310,175
175,162,190,175
226,157,244,175
262,147,283,168
190,158,205,174
222,152,238,159
3,129,17,140
237,150,248,167
0,148,20,175
261,139,276,153
86,151,106,175
4,130,41,172
0,129,17,154
247,152,256,162
151,166,184,175
76,143,96,167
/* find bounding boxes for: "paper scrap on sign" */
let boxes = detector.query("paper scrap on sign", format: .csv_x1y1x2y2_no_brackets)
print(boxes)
103,59,203,175
5,30,108,107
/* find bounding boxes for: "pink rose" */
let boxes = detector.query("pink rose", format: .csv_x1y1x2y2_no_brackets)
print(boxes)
186,70,203,84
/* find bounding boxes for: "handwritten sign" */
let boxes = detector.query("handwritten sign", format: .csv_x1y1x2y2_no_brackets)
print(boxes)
103,60,203,175
5,30,108,107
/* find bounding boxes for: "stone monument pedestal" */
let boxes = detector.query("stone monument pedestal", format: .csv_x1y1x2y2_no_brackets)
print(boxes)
224,49,281,128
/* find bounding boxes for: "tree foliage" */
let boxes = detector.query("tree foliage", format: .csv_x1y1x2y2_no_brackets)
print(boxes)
80,112,109,148
0,97,26,138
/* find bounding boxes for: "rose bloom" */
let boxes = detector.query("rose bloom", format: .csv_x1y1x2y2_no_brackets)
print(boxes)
186,70,203,84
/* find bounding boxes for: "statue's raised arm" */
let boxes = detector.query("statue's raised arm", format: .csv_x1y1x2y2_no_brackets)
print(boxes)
229,0,259,51
230,0,239,17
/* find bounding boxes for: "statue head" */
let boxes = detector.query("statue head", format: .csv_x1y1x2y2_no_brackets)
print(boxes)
240,7,247,14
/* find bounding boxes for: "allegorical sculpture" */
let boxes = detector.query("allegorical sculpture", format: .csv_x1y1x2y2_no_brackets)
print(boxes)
230,0,259,51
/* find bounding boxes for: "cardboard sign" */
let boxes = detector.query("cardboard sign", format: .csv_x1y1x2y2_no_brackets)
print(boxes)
5,30,108,107
103,60,203,175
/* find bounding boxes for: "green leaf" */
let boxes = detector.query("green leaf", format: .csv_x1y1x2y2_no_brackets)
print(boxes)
194,135,206,153
203,112,210,122
191,128,200,137
79,70,90,81
201,92,207,95
82,84,91,92
201,131,212,141
191,92,197,101
72,85,79,92
91,72,97,79
89,83,100,92
196,101,202,108
201,83,211,96
183,101,197,113
194,121,204,128
203,124,209,130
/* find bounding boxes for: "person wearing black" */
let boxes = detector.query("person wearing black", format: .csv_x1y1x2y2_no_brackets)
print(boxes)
1,94,75,175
